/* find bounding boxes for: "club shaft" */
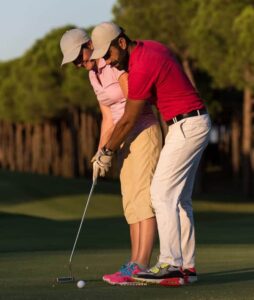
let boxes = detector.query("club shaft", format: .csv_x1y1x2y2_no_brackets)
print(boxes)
69,180,96,266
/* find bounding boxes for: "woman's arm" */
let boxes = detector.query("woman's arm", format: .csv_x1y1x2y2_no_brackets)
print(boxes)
98,103,115,150
98,71,128,150
118,72,128,99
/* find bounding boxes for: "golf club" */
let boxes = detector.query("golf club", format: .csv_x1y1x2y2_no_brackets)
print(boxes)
56,179,97,283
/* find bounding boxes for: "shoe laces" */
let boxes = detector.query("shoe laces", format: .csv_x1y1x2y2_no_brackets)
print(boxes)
119,263,126,272
149,262,170,274
121,262,139,276
118,261,131,273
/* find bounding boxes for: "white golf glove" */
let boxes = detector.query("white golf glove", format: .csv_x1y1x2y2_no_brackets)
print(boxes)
92,147,113,182
91,151,100,163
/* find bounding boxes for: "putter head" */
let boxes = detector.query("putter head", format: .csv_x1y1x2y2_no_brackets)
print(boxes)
56,276,75,284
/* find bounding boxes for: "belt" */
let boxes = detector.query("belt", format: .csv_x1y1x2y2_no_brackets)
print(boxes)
166,108,207,126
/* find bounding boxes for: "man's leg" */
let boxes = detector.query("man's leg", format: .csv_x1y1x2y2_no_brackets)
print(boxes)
151,115,210,266
178,150,205,284
132,115,211,286
178,154,201,270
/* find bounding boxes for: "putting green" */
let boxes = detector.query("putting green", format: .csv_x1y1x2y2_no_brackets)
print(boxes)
1,247,254,300
0,170,254,299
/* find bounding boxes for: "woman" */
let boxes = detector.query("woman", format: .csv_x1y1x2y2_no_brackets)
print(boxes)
60,28,162,285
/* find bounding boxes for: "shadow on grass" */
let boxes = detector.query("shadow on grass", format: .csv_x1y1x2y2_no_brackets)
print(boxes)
195,211,254,244
200,268,254,285
0,212,129,253
0,169,121,204
1,210,254,253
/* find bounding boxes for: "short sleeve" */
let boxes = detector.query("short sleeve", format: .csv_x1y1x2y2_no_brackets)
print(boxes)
111,67,125,80
88,71,98,96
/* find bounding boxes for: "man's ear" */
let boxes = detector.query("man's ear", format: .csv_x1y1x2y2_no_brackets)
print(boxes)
118,37,127,50
88,40,93,50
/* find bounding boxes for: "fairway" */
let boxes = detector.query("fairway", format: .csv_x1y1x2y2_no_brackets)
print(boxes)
0,170,254,300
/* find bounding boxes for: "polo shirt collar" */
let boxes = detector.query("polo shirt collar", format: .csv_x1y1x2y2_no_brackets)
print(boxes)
97,58,107,74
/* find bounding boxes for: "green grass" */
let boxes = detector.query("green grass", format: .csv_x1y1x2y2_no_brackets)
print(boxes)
0,169,254,300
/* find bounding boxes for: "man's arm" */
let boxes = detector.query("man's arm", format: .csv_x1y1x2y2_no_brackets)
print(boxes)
105,99,146,151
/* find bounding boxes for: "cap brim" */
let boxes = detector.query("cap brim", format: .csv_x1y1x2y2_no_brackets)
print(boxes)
90,42,111,60
61,45,82,66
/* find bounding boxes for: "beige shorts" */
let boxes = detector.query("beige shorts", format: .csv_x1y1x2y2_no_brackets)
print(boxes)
118,124,162,224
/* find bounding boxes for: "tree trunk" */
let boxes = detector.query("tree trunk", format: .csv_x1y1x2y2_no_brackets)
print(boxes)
24,123,32,172
16,123,24,171
242,86,253,197
79,112,100,176
1,122,8,169
61,120,74,178
0,121,3,167
182,58,196,89
67,109,80,177
79,112,87,176
43,121,53,174
31,124,43,174
51,124,61,176
8,123,15,171
231,113,241,178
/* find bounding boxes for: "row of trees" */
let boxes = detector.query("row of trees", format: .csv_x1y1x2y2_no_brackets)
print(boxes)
0,0,253,195
0,111,99,178
0,27,103,178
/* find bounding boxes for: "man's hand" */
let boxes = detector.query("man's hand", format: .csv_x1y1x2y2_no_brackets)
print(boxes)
92,147,113,181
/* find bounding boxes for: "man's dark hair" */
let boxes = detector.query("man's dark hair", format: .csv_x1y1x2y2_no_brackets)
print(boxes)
103,27,131,60
110,27,131,47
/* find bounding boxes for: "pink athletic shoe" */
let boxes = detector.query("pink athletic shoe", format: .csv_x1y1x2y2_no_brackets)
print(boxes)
103,262,130,284
103,263,144,286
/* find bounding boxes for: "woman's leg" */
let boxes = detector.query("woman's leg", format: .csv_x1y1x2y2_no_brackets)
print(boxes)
120,125,161,268
135,217,157,267
129,223,140,262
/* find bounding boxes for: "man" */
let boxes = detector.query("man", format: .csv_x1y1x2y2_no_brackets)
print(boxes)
91,22,211,286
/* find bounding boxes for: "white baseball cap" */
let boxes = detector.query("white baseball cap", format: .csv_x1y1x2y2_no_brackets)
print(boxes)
60,28,90,66
90,22,121,60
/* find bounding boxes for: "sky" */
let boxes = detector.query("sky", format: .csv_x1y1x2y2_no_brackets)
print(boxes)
0,0,116,61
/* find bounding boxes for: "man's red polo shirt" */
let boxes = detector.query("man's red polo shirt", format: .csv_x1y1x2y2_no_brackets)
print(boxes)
128,40,205,121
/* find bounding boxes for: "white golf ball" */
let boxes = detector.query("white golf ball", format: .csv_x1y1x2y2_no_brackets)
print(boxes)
77,280,86,288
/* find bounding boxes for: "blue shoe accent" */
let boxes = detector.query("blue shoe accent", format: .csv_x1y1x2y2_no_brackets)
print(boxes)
119,262,130,273
121,263,140,276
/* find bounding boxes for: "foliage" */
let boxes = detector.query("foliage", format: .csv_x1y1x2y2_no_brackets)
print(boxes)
1,1,253,122
189,0,254,90
0,26,97,122
113,0,198,58
233,5,254,88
